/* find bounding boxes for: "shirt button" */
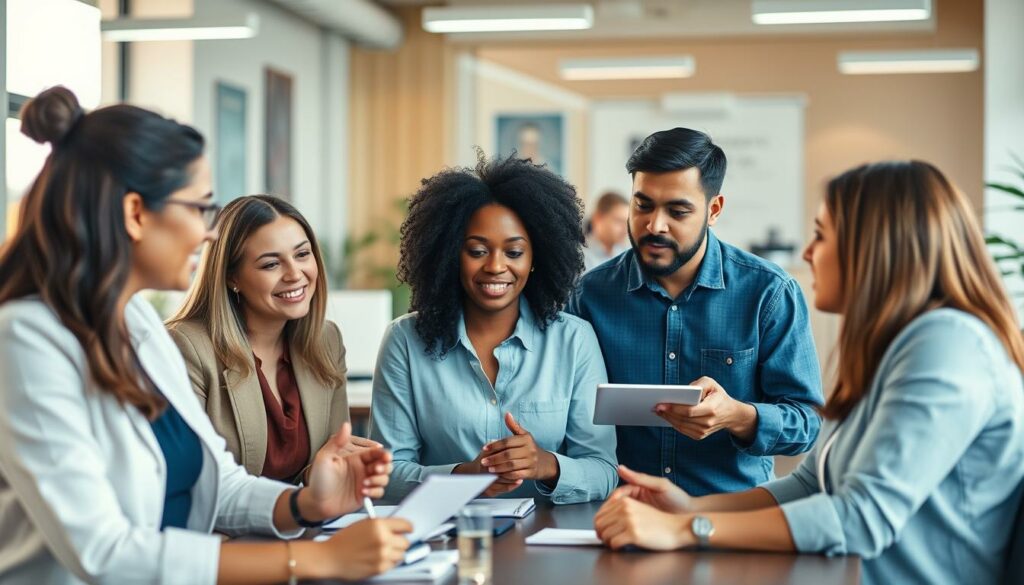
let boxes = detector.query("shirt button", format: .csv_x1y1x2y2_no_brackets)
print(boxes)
726,357,734,366
670,305,678,311
490,399,497,405
664,467,672,474
668,352,676,360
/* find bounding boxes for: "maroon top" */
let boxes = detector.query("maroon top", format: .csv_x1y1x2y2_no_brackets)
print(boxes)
253,346,311,482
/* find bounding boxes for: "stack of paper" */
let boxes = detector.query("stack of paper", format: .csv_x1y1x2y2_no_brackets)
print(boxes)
314,520,454,543
368,550,459,583
525,528,602,546
474,498,536,518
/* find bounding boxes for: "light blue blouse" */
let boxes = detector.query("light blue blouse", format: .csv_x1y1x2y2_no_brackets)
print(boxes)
369,298,618,504
762,309,1024,585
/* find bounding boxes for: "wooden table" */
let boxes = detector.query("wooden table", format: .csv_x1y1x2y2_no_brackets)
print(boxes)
316,500,860,585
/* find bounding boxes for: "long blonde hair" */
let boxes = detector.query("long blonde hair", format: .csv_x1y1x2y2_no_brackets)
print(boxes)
824,160,1024,421
168,195,343,387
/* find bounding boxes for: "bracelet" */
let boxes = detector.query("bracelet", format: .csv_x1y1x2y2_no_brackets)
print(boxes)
288,487,325,528
285,540,298,585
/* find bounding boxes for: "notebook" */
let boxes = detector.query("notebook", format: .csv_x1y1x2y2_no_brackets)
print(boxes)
474,498,536,518
368,550,459,583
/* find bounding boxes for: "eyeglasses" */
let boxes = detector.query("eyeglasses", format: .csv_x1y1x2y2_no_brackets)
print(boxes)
165,196,222,230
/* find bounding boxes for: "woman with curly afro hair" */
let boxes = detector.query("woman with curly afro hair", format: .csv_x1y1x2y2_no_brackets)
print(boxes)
369,154,617,504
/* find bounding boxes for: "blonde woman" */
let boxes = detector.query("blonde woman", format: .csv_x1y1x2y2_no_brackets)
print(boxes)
168,195,375,483
592,161,1024,585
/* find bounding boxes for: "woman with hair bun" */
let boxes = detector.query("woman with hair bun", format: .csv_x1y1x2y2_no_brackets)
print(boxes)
0,87,411,584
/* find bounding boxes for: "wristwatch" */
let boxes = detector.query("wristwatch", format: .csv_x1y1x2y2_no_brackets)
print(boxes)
690,515,715,549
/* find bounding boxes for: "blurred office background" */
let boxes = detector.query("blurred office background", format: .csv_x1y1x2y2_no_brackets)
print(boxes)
3,0,1023,452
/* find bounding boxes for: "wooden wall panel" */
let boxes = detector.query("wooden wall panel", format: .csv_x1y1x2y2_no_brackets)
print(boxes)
348,7,453,289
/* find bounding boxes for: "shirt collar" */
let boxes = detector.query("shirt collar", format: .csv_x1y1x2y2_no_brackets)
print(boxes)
454,296,537,354
625,229,726,294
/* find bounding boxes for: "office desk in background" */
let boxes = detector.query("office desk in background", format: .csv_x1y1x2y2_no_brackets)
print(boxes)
309,500,860,585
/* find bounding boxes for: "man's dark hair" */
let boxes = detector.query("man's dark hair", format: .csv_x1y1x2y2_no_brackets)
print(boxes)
626,127,727,199
398,153,586,357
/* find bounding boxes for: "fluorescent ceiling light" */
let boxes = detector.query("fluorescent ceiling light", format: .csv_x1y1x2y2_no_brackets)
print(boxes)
560,56,695,80
101,13,259,41
838,49,979,74
752,0,930,25
423,4,593,33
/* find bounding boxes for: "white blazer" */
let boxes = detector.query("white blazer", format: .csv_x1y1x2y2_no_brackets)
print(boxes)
0,294,301,585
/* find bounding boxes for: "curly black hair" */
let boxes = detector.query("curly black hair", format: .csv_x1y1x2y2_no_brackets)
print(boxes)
398,153,586,357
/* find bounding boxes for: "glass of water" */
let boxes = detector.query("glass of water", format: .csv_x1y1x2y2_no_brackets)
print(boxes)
457,504,493,585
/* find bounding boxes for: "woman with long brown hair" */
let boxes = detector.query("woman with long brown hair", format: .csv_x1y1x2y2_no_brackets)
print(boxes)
167,195,374,484
590,160,1024,585
0,87,411,584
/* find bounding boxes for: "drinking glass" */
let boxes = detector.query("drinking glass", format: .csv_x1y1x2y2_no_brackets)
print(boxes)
457,504,493,585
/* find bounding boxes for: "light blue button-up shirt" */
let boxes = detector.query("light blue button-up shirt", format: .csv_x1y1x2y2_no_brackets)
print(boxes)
369,298,618,504
763,309,1024,585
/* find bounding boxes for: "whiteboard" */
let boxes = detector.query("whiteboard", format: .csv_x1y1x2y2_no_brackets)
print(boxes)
588,96,805,266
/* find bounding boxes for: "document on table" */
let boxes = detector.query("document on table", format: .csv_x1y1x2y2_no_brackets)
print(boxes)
314,522,455,543
392,474,495,542
525,528,603,547
367,550,458,583
473,497,536,518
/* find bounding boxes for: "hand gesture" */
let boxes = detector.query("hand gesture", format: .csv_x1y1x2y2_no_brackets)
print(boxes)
481,413,559,482
655,377,757,441
305,422,392,519
608,465,692,514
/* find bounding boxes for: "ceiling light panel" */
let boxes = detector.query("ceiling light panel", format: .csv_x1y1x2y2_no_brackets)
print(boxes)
837,49,980,74
752,0,930,25
560,56,695,80
422,4,594,33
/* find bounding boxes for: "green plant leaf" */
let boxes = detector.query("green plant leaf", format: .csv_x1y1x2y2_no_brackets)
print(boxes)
986,182,1024,200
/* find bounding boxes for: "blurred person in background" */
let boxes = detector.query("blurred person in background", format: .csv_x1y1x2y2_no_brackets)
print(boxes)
584,191,630,271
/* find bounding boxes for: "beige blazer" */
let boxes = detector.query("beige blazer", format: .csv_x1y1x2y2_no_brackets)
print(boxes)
167,319,350,480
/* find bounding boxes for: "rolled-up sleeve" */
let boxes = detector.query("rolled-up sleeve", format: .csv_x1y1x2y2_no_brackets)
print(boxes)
761,446,820,505
771,317,996,558
734,279,823,456
535,323,617,504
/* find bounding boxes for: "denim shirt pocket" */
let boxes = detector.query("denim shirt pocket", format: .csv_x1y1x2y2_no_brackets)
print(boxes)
518,399,571,447
700,347,757,399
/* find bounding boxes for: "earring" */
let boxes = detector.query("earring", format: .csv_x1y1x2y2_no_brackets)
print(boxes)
530,266,535,273
231,287,240,304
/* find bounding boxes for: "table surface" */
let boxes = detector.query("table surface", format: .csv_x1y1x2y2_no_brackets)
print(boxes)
315,500,860,585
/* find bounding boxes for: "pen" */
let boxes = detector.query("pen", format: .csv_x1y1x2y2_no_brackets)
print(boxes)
363,496,377,519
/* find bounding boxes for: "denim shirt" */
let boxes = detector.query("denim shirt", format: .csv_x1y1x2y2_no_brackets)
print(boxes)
567,231,823,496
369,298,618,504
762,309,1024,585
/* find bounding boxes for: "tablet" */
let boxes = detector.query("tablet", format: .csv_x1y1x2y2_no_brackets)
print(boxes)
593,383,703,427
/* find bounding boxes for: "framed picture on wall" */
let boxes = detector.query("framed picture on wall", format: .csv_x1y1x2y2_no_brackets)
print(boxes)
264,67,293,200
214,81,247,203
495,113,565,176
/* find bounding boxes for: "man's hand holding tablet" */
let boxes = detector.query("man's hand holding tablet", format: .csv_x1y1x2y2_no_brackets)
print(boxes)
653,376,758,442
